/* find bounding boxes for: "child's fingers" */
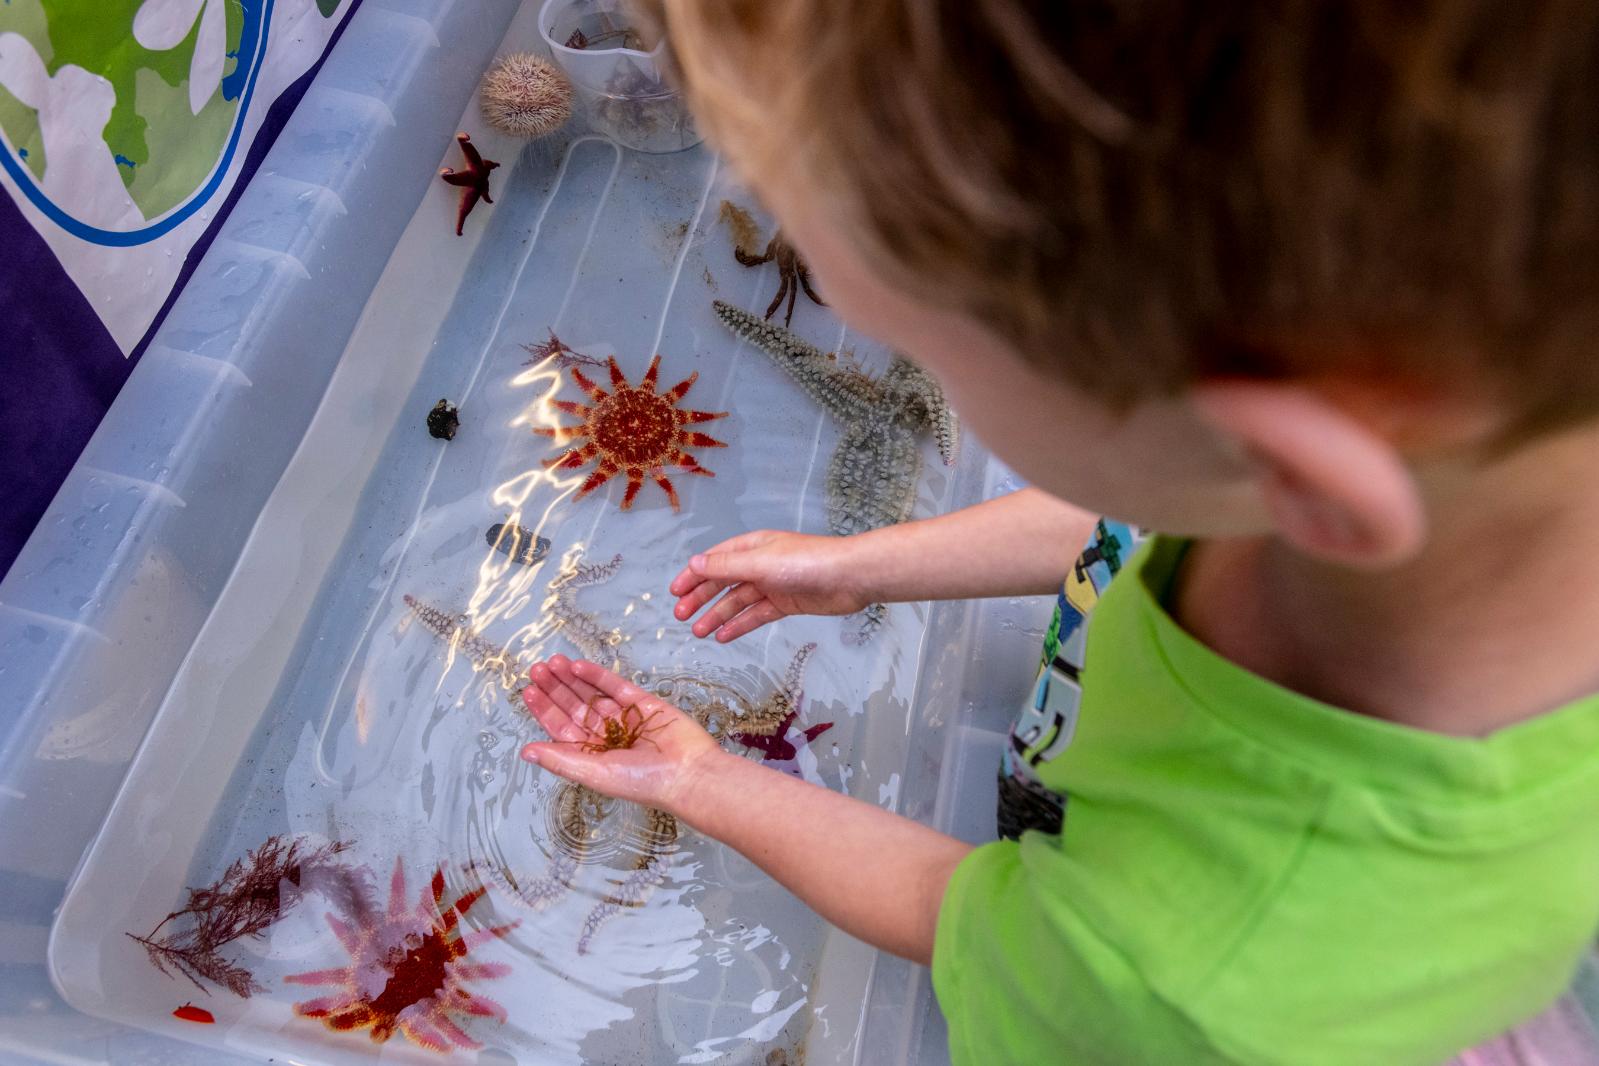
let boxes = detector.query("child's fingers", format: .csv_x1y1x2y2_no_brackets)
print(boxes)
527,661,593,721
669,563,719,598
520,686,589,743
689,547,772,587
716,600,785,643
520,741,608,789
694,582,768,636
568,659,659,710
669,531,772,597
673,576,729,621
544,655,609,709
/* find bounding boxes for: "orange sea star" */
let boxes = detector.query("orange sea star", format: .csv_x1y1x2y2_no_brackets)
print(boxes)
536,354,728,511
285,860,518,1053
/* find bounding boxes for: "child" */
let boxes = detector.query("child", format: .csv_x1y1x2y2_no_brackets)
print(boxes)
520,4,1599,1062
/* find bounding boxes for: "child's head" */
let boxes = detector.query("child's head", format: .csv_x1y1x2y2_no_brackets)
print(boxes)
643,2,1599,566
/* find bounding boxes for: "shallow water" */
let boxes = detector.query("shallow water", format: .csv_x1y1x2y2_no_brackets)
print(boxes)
76,131,962,1064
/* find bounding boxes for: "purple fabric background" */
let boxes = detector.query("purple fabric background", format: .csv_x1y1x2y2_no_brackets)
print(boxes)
0,2,364,582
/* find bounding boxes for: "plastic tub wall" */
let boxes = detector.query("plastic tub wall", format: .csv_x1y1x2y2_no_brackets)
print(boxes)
0,1,519,1061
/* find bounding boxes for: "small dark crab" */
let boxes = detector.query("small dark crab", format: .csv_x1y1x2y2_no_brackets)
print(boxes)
563,700,668,754
735,230,825,327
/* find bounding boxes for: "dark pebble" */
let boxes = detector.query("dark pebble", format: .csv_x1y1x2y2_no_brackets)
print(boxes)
427,399,460,440
487,522,551,566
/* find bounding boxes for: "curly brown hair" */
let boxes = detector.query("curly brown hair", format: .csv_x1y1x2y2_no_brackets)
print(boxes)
638,1,1599,442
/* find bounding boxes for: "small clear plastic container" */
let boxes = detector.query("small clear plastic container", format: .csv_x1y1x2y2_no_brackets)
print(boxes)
539,0,701,153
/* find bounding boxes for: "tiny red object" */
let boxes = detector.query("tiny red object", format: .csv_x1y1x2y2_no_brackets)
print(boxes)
172,1002,215,1024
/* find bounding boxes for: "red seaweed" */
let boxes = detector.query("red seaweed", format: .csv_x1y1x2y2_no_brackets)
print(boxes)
520,330,607,370
127,835,369,998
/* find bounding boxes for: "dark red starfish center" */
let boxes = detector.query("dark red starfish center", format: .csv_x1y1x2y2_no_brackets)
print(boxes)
593,388,678,467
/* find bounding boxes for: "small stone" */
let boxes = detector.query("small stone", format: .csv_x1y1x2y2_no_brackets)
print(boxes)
427,399,460,440
486,521,550,566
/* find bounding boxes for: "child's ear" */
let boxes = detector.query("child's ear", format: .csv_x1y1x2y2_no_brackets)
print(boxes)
1191,380,1428,568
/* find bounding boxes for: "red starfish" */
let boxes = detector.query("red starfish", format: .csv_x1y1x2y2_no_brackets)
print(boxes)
731,711,834,762
439,132,499,236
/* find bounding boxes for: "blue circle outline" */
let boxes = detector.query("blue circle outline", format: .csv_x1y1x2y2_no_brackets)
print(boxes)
0,0,275,248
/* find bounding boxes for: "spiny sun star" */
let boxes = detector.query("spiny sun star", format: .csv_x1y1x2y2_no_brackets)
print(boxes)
285,859,518,1053
536,355,728,512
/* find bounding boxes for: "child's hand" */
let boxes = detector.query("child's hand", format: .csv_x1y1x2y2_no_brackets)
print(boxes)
669,530,869,642
519,654,723,814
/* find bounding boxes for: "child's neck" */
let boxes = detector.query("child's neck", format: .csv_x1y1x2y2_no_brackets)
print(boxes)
1174,423,1599,736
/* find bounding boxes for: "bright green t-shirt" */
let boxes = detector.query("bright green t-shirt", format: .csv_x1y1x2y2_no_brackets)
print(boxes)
933,537,1599,1065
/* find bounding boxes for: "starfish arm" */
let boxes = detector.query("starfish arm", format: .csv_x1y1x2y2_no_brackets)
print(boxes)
569,366,609,401
671,451,703,470
551,399,590,416
438,168,474,188
712,301,868,421
606,356,628,388
398,1016,458,1053
542,443,594,468
386,860,408,922
642,354,662,391
454,188,480,235
783,642,816,703
444,885,488,930
653,473,682,512
681,431,728,448
452,959,515,981
933,402,959,465
323,1003,382,1033
804,721,835,742
517,860,577,909
680,407,729,423
291,994,356,1015
662,370,700,403
534,427,588,446
451,988,510,1019
575,466,617,498
457,134,485,170
883,358,959,464
327,915,364,955
825,425,922,538
620,471,646,510
577,900,622,955
424,1014,482,1051
284,968,354,987
568,553,623,586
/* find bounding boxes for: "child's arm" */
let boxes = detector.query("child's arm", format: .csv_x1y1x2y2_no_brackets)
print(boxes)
521,656,971,965
672,487,1096,642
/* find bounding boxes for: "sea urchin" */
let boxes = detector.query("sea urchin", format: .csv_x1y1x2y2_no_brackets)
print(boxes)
479,53,573,139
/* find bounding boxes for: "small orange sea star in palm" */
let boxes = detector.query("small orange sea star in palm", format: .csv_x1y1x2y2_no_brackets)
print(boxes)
536,354,728,512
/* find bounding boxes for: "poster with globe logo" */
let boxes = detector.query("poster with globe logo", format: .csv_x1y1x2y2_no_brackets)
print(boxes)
0,0,357,352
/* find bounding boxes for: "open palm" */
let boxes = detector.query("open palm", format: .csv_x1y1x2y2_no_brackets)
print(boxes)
520,655,721,813
669,530,869,642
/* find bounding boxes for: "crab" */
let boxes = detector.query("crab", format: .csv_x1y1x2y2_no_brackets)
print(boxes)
735,230,825,327
560,699,668,754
